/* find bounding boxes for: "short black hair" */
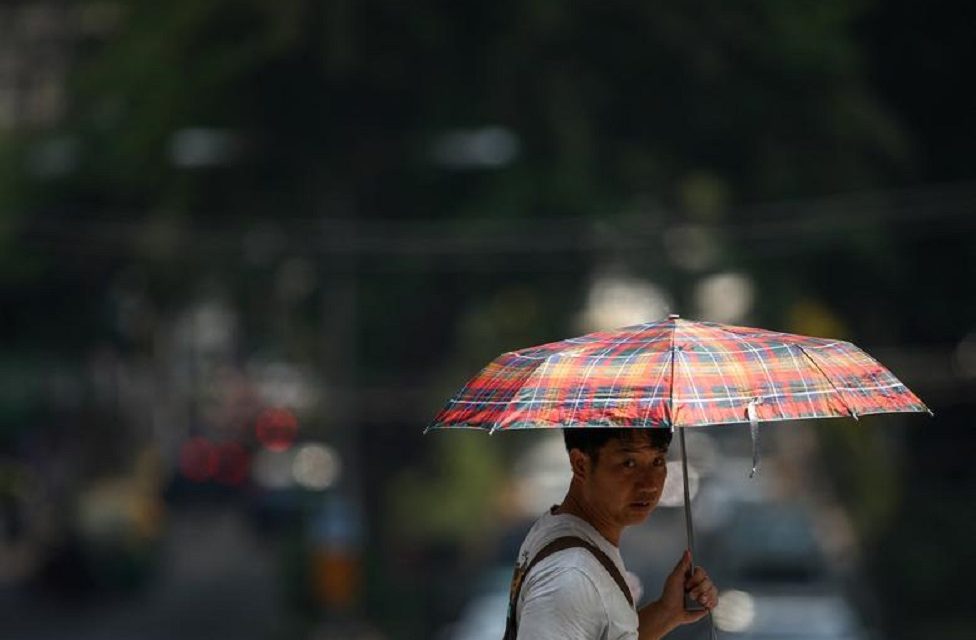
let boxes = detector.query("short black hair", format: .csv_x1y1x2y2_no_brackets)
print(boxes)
563,427,672,464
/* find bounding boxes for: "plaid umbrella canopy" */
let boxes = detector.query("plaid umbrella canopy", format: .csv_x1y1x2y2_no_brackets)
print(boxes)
427,314,929,434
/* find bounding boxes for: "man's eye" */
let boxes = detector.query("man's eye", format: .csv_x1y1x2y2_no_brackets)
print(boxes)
653,457,666,466
623,459,637,468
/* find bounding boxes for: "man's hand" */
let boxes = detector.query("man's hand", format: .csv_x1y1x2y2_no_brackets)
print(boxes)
637,550,718,640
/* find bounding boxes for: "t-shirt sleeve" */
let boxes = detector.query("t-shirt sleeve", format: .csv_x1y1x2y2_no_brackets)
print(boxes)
516,565,608,640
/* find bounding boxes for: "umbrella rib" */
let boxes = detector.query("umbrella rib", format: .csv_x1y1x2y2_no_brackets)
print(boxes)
525,354,553,418
488,354,553,433
796,345,858,418
713,326,788,419
675,347,710,425
785,344,818,417
704,322,839,349
668,321,677,428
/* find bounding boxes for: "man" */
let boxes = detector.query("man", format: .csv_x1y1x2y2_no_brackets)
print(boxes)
505,428,717,640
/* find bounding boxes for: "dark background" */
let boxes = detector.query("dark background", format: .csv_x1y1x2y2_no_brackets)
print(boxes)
1,1,973,638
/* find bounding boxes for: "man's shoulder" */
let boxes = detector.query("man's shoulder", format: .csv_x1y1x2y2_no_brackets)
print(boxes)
515,523,608,595
530,545,616,585
514,520,614,600
520,511,602,554
518,527,635,611
520,513,622,570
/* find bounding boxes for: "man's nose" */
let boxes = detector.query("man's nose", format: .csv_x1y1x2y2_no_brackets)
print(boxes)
635,465,661,487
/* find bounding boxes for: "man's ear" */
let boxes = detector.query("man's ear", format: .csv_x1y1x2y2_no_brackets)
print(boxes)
569,448,589,480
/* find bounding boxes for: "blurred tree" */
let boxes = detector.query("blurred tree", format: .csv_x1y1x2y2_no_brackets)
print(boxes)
9,0,918,380
42,0,909,216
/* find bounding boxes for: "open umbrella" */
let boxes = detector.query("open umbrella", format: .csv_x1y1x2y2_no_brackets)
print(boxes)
426,314,930,626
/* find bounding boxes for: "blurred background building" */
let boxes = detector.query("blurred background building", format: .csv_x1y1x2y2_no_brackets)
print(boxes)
1,1,974,639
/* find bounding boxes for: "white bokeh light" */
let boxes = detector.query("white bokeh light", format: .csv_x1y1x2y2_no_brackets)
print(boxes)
578,273,672,332
512,434,571,516
713,590,756,632
658,460,700,507
430,126,520,169
292,443,341,491
693,272,755,324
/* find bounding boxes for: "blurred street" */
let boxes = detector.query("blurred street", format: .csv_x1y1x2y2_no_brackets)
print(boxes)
3,504,288,640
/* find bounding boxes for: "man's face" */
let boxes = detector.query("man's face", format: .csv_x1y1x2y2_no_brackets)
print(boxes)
577,435,668,529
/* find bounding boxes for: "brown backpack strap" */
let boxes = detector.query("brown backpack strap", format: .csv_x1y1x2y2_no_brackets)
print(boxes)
503,535,634,639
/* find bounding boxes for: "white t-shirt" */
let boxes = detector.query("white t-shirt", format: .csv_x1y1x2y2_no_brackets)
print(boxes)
514,509,639,640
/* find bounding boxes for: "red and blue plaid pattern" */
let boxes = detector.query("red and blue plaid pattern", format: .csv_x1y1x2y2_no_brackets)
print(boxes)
427,318,929,432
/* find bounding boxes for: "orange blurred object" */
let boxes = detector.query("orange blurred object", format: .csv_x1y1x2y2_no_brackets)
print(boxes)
311,548,360,610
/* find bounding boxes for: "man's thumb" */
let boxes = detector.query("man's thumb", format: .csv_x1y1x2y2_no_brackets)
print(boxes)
670,549,691,578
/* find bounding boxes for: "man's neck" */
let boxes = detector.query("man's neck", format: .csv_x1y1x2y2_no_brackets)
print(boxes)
554,487,622,546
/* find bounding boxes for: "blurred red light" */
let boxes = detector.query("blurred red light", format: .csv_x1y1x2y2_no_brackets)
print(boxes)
215,442,250,486
254,407,299,452
179,437,219,482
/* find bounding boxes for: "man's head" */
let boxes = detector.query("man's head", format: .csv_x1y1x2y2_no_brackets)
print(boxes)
562,428,673,534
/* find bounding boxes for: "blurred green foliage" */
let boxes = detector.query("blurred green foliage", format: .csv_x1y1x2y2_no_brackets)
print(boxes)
390,433,504,542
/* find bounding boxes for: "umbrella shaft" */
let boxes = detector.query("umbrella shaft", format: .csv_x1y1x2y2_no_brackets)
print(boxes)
679,428,696,559
681,428,721,637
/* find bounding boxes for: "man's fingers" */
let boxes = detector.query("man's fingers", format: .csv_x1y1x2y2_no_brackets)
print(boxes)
684,565,707,583
685,572,709,592
685,566,717,609
684,567,713,591
669,555,719,614
690,587,715,607
690,582,718,609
